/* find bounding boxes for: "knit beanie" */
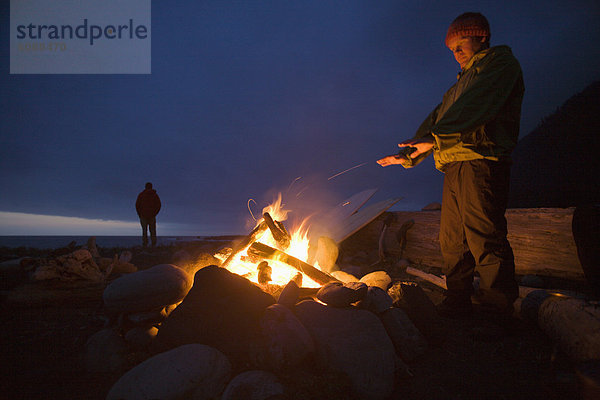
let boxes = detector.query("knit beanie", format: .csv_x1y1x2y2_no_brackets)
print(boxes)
445,12,490,47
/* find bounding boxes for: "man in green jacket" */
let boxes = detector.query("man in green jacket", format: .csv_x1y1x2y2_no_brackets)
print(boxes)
378,12,524,317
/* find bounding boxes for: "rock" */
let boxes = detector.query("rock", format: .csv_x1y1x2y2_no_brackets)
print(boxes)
260,304,314,370
19,257,38,271
357,286,393,314
422,202,442,211
119,250,133,264
360,271,392,291
315,236,339,273
379,307,427,362
295,300,396,400
111,258,138,275
97,257,113,272
222,370,285,400
31,264,61,281
68,249,93,263
85,328,130,374
0,257,28,272
125,326,159,351
103,264,192,314
389,281,445,344
277,279,300,309
106,344,231,400
331,270,358,283
152,265,275,368
316,281,367,307
31,250,105,282
127,309,169,325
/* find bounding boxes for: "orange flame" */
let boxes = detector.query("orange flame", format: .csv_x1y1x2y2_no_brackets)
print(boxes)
214,193,321,288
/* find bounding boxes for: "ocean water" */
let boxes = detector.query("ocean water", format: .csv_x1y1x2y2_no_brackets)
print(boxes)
0,235,231,249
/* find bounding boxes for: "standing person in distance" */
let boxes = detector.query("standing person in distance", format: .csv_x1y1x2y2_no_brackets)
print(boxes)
135,182,161,248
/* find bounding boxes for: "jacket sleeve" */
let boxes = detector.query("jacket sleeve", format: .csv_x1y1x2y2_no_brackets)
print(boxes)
398,104,440,168
431,52,522,148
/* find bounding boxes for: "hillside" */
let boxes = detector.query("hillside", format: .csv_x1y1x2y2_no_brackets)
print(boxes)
509,81,600,208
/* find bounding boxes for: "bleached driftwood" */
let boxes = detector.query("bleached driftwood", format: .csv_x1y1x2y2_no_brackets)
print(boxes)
347,208,584,280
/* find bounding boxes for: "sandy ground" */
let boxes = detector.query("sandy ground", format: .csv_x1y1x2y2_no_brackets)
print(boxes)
0,242,588,400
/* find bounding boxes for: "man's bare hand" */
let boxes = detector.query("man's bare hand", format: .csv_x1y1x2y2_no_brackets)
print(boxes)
398,138,434,158
377,154,408,167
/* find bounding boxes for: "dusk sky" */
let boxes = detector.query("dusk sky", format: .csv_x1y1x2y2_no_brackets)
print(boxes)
1,0,599,236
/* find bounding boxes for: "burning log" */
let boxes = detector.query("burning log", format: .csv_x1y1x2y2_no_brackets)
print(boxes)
257,261,272,284
248,242,340,286
263,212,291,250
220,221,267,269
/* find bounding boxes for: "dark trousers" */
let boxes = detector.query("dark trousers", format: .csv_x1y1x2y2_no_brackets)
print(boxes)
139,217,157,247
440,159,518,308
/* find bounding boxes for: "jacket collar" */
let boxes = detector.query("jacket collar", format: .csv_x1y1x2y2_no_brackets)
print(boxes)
457,45,513,79
457,47,492,79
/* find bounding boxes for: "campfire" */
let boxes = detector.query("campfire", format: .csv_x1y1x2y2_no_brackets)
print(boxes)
214,194,337,288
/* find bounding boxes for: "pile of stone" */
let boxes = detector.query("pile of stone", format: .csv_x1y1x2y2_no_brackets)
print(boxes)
90,263,435,400
25,237,136,283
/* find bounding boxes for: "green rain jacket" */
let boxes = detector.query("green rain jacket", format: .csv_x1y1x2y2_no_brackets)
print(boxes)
401,45,525,172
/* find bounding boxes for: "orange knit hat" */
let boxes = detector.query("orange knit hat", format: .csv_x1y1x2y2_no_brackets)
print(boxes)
445,12,490,47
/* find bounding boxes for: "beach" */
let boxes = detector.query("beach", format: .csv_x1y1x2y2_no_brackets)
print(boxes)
0,234,591,399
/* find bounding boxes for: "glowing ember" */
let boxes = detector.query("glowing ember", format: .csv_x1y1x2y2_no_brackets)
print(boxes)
214,194,322,288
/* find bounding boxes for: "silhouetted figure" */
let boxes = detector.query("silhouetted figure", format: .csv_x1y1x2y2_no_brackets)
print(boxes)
135,182,161,247
378,12,524,317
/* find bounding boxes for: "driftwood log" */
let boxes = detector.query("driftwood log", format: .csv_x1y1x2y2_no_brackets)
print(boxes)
515,291,600,362
263,212,291,250
344,208,584,280
248,242,340,286
220,221,267,269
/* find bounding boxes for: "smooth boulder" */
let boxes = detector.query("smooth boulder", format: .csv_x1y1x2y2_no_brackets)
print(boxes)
277,279,300,309
152,265,275,367
84,328,130,374
360,271,392,291
316,281,367,307
103,264,192,314
221,370,285,400
260,304,315,370
106,344,231,400
379,307,427,362
295,300,396,400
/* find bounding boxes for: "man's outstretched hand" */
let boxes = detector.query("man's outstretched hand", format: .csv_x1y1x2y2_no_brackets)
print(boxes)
377,154,407,167
377,137,434,167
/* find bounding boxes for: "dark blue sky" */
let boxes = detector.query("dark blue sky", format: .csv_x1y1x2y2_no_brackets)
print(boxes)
1,0,599,235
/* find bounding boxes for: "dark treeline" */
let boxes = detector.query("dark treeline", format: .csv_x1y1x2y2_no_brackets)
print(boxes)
509,80,600,208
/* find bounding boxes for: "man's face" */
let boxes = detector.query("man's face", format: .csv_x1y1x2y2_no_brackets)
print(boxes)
447,36,486,69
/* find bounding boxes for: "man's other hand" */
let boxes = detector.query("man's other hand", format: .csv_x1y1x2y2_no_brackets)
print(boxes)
398,138,434,158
